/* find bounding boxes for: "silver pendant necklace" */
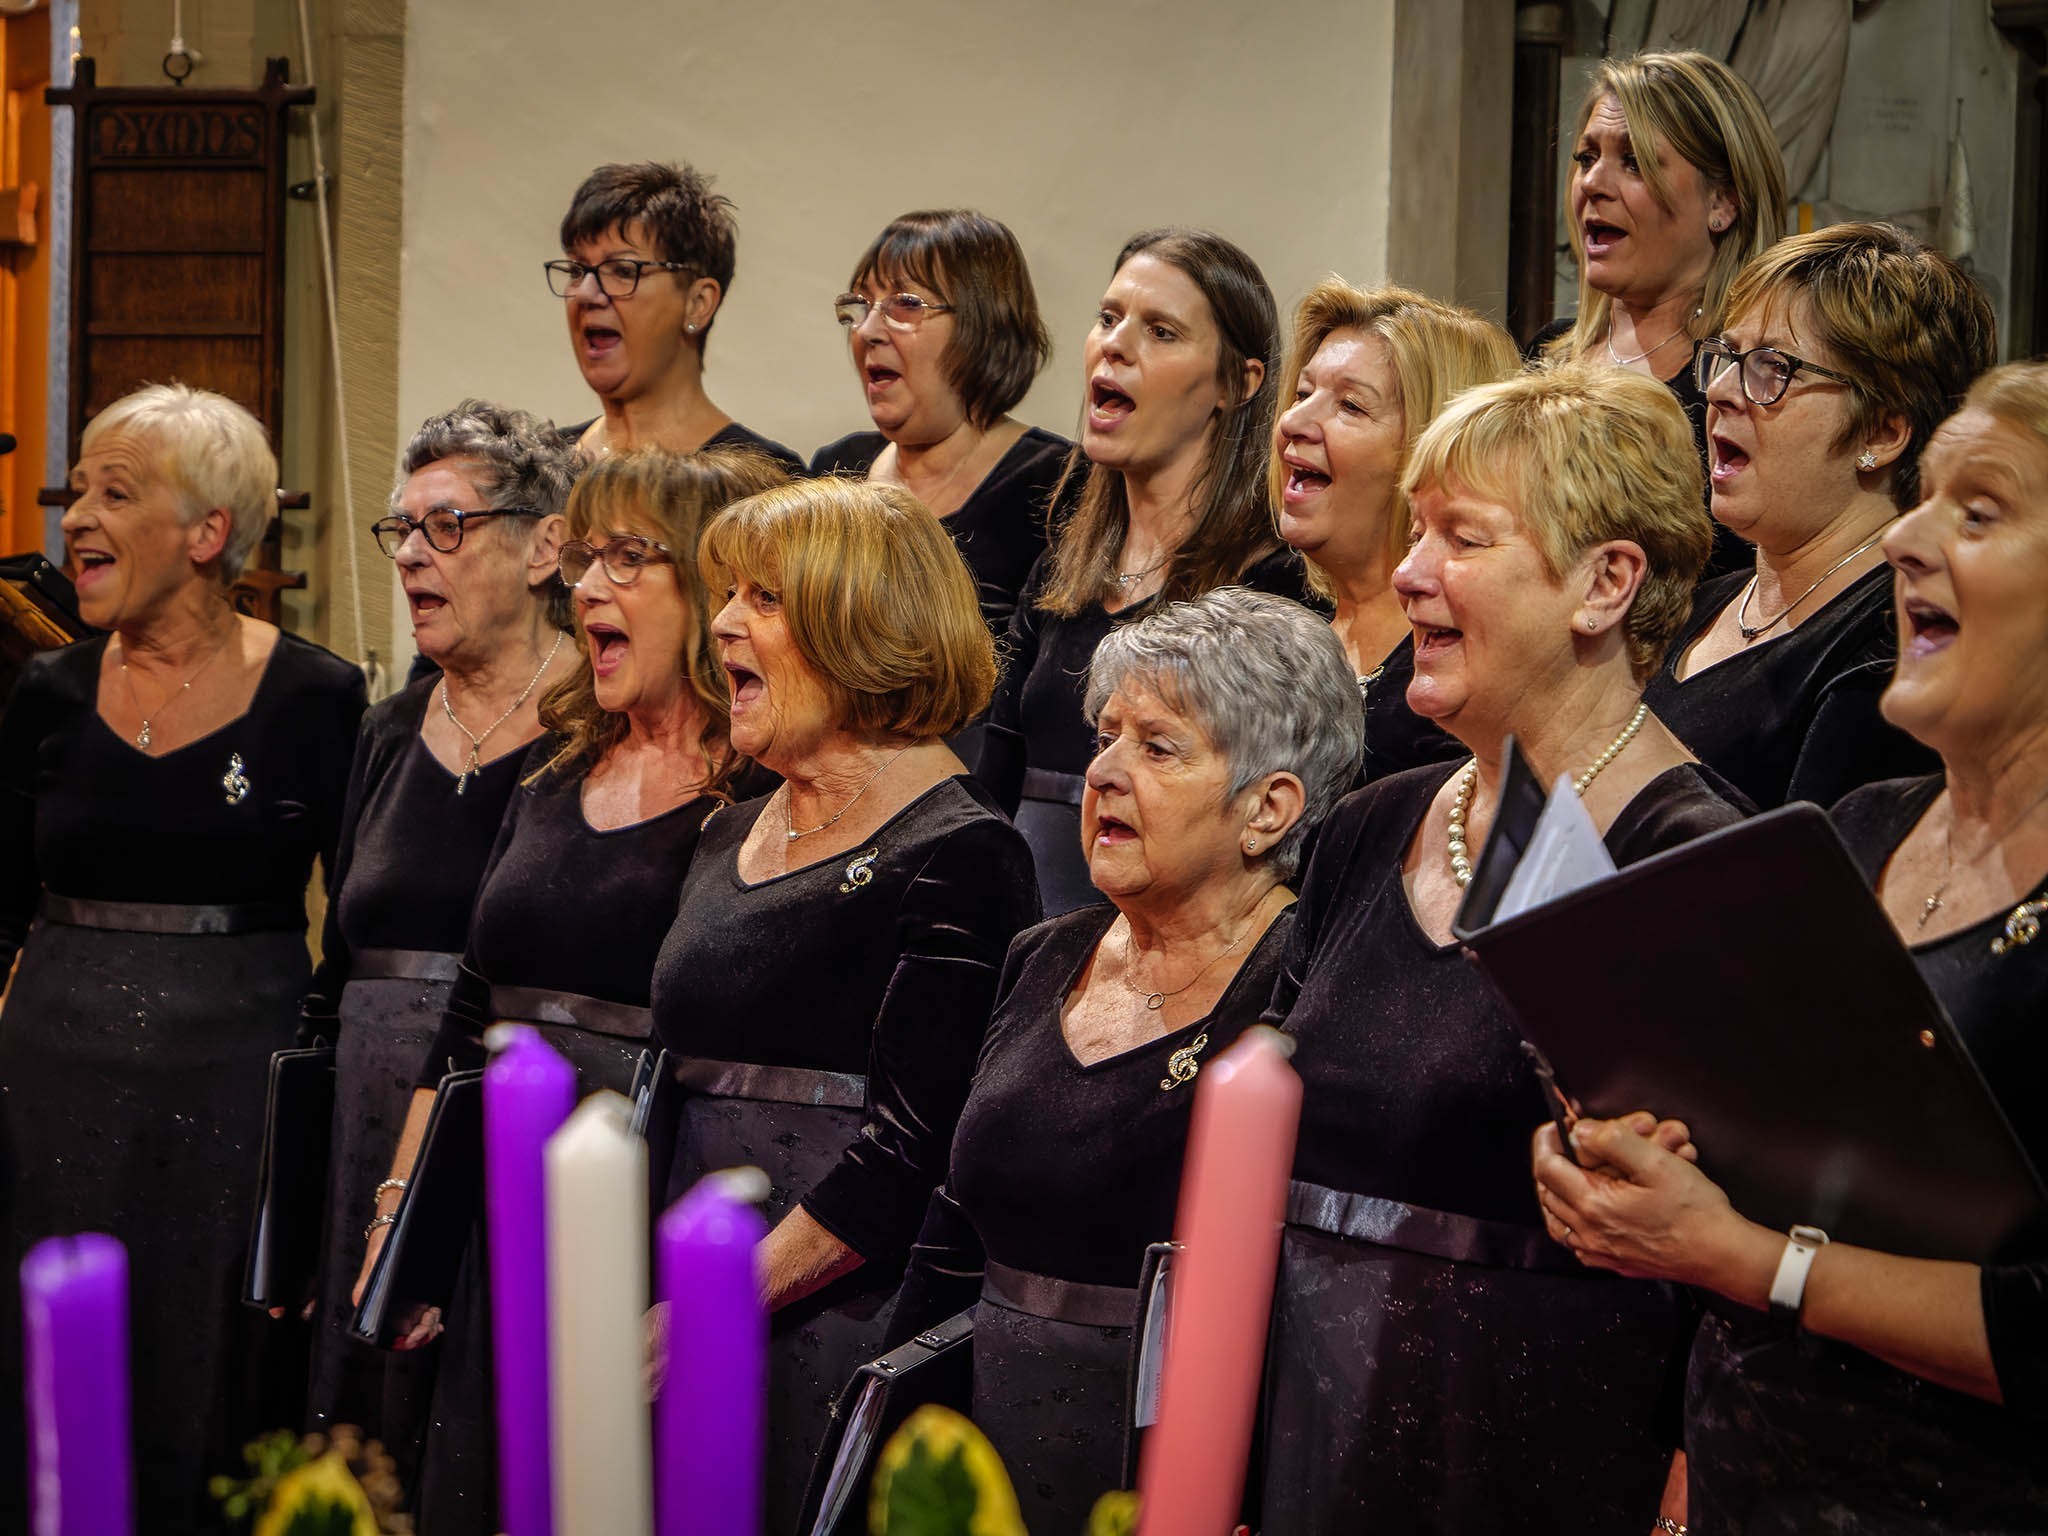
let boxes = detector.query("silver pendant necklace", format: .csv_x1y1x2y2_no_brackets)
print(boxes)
1735,529,1888,642
783,747,909,843
440,630,564,794
122,625,235,751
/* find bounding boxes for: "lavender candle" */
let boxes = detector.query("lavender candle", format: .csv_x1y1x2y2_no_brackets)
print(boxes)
21,1232,133,1536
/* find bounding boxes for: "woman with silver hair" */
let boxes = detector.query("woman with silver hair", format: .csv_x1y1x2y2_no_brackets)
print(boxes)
906,586,1362,1534
0,384,366,1528
294,399,577,1491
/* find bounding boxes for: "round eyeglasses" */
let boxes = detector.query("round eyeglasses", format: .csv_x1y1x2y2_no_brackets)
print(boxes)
544,258,691,299
559,535,674,587
1694,337,1855,407
833,292,955,331
371,507,539,558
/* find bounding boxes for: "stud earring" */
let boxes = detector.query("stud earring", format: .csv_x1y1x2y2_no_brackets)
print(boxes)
685,322,698,334
1857,450,1878,470
1244,839,1258,855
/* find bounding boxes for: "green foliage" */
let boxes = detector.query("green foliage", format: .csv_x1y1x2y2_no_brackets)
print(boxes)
209,1430,314,1526
872,1438,982,1536
1085,1491,1139,1536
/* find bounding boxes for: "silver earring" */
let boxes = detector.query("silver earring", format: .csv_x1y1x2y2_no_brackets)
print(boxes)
1858,450,1878,470
685,323,698,334
1244,839,1258,854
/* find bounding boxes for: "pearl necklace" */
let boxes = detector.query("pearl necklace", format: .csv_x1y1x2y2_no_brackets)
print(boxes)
440,629,564,794
1445,701,1650,888
1735,528,1889,642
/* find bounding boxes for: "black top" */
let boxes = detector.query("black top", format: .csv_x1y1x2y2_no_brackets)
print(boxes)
1645,564,1938,810
977,547,1320,812
946,904,1293,1287
1360,634,1464,783
808,427,1072,636
1832,775,2048,1415
560,417,806,477
0,633,366,972
1269,760,1749,1219
420,745,775,1080
650,776,1040,1261
304,677,526,1021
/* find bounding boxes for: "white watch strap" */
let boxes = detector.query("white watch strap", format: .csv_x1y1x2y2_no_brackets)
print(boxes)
1768,1224,1830,1317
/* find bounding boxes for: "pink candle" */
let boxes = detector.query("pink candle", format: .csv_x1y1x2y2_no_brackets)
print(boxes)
21,1233,133,1536
1137,1026,1301,1536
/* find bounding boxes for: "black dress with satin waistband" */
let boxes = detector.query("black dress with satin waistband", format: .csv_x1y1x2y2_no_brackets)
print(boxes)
1258,759,1748,1535
650,774,1039,1535
0,633,364,1534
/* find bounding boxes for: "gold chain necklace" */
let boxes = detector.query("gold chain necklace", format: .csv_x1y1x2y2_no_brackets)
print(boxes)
783,747,909,843
1446,702,1650,888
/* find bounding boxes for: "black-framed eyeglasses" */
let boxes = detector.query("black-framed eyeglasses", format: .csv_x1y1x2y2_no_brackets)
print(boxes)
544,258,691,299
1694,337,1856,407
559,534,674,588
371,508,539,558
833,292,955,331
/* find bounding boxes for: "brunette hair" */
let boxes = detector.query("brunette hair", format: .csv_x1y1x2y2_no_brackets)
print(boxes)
848,209,1052,429
559,161,737,351
1038,227,1281,616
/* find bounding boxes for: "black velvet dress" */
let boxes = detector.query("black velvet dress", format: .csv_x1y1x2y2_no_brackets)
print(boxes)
1259,760,1748,1535
977,547,1317,916
1685,774,2048,1533
0,633,365,1534
1358,634,1462,783
809,427,1070,638
937,904,1292,1533
408,745,765,1535
299,678,527,1487
650,776,1039,1534
1645,564,1938,810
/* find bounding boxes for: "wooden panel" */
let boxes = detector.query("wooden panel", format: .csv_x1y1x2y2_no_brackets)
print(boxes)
87,253,265,330
84,167,267,252
84,337,264,420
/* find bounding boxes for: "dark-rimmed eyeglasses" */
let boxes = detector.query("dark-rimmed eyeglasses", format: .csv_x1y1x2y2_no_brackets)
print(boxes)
1694,337,1855,407
544,258,691,299
371,508,539,558
833,292,955,331
559,535,674,588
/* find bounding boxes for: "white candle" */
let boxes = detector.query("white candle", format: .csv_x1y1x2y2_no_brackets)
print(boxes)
544,1091,652,1536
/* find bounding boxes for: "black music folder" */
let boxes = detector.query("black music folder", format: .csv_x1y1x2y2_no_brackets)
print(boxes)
1453,796,2047,1264
350,1068,485,1348
244,1044,337,1310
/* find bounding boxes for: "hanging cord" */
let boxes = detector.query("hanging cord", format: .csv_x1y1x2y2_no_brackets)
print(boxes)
293,0,379,693
162,0,199,83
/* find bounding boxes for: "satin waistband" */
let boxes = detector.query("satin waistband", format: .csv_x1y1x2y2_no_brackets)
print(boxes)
1286,1179,1581,1275
1021,768,1086,806
488,985,653,1041
350,947,461,984
981,1260,1139,1329
668,1055,867,1110
38,891,303,936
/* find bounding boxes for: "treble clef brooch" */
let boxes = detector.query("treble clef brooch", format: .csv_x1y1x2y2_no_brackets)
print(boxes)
839,847,881,894
1991,895,2048,956
221,753,250,805
1160,1032,1210,1092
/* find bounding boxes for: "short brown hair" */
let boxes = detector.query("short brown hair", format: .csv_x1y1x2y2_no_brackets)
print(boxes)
1723,222,1998,509
1554,51,1787,362
1403,361,1712,680
850,210,1052,430
560,161,737,351
698,478,995,738
538,446,791,791
1268,278,1518,588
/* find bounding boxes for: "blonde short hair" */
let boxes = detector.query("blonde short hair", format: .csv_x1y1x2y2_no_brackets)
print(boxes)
698,478,994,738
1557,51,1787,361
80,383,276,582
1964,361,2048,449
1268,278,1518,587
1402,361,1712,680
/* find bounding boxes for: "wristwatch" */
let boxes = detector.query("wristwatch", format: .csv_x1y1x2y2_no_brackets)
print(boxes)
1768,1223,1830,1320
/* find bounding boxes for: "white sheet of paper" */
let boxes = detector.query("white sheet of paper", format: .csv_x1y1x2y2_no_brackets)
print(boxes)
1494,774,1619,923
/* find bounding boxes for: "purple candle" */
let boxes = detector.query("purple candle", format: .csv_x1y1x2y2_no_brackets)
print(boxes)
21,1233,133,1536
655,1172,768,1536
484,1026,577,1536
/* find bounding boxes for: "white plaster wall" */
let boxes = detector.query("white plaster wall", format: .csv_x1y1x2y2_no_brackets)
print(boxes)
396,0,1396,467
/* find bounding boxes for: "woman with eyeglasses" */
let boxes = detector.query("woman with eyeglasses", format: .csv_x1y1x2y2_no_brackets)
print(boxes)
292,401,575,1497
353,445,787,1533
1642,224,1994,809
546,160,803,472
0,385,365,1529
812,210,1067,638
979,227,1310,916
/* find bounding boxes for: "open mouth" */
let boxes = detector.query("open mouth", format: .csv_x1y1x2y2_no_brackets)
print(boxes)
587,623,630,675
725,661,764,707
581,323,622,359
1414,623,1463,657
404,587,446,621
1902,598,1958,658
1583,220,1626,255
864,364,901,393
72,549,114,585
1284,463,1332,500
1709,433,1750,482
1088,377,1136,427
1093,812,1136,844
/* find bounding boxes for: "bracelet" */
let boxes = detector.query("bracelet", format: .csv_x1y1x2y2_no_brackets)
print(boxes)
374,1178,409,1200
362,1212,399,1240
1654,1519,1687,1535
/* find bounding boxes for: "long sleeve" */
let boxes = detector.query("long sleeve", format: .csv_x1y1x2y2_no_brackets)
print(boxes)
1261,786,1367,1028
413,785,529,1089
800,818,1041,1261
0,655,68,976
975,552,1049,817
1983,1261,2048,1430
1786,657,1941,808
301,708,382,1036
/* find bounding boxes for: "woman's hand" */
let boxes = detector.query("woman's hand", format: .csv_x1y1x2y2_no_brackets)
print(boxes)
1532,1114,1777,1294
351,1226,389,1309
645,1301,671,1402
